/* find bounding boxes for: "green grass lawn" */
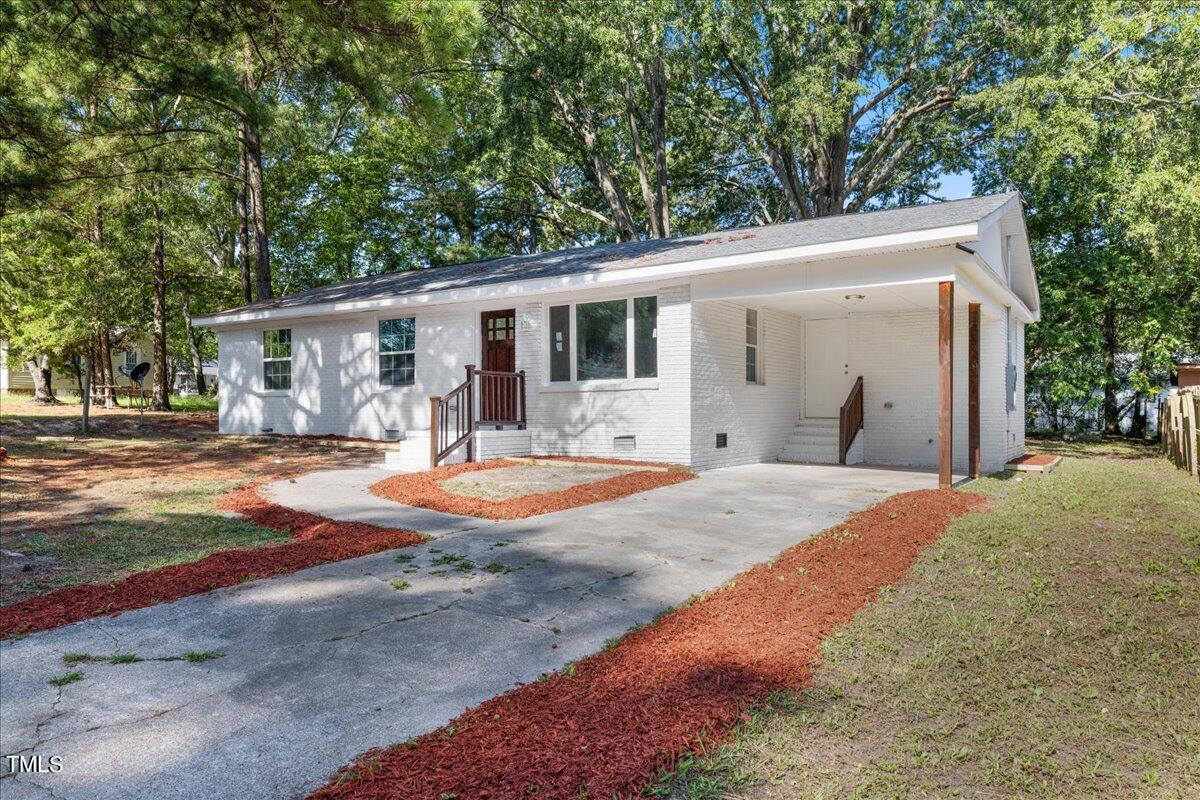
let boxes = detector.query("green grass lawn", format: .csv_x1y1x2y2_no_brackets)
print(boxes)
658,440,1199,799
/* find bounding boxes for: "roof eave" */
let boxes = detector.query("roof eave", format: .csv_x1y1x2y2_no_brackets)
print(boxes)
194,222,984,329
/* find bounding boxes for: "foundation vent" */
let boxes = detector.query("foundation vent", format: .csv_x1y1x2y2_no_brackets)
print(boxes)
716,433,728,449
613,435,636,452
383,429,401,441
260,427,274,434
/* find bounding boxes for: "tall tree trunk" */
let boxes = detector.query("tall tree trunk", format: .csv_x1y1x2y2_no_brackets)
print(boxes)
646,54,670,237
239,115,272,300
1129,392,1146,438
150,187,172,412
80,355,91,434
1102,301,1119,435
99,329,117,407
624,85,664,239
181,287,207,395
237,139,254,304
23,356,56,403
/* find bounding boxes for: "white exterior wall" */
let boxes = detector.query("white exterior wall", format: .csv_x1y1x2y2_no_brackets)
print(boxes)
690,301,805,470
213,277,1026,473
845,306,1014,475
516,284,692,464
217,306,475,437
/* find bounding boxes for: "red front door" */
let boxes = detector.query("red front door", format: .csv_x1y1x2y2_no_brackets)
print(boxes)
481,309,516,420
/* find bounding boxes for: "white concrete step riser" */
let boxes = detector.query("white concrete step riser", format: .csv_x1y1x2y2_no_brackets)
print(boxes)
781,445,839,459
795,418,838,427
779,453,840,464
789,432,838,444
789,429,838,438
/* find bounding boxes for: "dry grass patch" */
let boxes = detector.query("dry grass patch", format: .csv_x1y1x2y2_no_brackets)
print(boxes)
659,439,1200,799
438,462,637,501
1,404,377,604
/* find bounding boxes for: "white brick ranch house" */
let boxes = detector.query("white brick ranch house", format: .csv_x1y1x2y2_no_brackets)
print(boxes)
196,193,1039,485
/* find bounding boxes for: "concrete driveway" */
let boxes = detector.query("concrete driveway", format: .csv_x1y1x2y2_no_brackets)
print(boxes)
1,463,940,800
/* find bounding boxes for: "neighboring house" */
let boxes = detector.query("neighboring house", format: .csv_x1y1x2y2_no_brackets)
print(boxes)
1178,363,1200,391
0,334,157,398
196,193,1039,482
0,339,78,395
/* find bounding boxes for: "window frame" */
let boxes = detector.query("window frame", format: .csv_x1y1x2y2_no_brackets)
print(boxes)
745,307,764,385
545,293,659,387
261,328,293,394
123,349,139,369
376,315,417,389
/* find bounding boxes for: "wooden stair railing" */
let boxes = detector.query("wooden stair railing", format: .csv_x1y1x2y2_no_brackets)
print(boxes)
477,369,527,428
429,365,528,468
430,365,476,469
838,375,864,465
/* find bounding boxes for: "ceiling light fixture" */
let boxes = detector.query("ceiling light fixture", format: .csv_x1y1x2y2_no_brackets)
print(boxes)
844,294,865,303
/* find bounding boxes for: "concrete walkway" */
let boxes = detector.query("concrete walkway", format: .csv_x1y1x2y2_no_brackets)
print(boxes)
1,463,941,800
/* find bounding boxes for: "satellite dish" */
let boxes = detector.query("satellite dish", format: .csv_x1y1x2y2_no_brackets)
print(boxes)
130,362,151,384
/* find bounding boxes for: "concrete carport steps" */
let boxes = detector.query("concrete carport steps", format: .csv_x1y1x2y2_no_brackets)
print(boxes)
780,418,840,464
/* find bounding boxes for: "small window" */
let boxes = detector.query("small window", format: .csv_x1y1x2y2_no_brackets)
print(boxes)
549,305,571,382
745,308,759,383
263,329,292,391
379,317,415,387
123,349,138,368
633,296,658,378
576,299,626,381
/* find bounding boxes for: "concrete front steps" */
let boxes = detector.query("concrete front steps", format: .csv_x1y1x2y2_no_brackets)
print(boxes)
381,427,532,472
779,418,839,464
778,418,863,465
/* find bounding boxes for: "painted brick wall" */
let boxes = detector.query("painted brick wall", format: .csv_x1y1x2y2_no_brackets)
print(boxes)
690,301,805,470
846,306,1014,474
217,306,474,438
517,285,692,464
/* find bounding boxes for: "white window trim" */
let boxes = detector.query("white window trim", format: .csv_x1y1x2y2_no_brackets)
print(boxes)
261,328,293,395
544,293,659,389
123,349,139,368
746,307,765,385
374,314,417,390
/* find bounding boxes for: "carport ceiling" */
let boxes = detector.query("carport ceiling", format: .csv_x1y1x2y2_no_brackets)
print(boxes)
734,281,952,316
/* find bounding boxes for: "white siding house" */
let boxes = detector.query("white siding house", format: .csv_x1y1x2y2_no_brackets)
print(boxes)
198,193,1039,482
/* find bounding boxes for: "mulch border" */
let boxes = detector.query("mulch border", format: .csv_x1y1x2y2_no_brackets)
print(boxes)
0,483,424,638
311,488,987,800
369,457,696,520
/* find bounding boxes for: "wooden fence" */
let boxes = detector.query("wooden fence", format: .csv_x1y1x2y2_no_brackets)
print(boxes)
1160,390,1199,483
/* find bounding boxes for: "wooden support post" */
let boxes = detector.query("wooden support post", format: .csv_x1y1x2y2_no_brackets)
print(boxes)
968,302,981,479
938,281,954,489
429,396,440,469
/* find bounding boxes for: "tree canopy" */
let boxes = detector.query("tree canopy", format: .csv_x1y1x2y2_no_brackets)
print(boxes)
1,0,1196,432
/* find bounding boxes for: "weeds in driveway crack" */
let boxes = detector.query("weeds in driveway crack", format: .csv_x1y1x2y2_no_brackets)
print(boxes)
48,671,83,687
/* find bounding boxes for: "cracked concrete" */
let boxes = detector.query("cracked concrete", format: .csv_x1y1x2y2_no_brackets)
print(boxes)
1,462,941,799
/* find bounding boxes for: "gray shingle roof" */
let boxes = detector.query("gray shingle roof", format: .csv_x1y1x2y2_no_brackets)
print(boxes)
218,193,1015,316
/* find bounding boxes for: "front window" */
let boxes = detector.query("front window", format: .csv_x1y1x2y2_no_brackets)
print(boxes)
576,299,627,381
263,329,292,391
745,308,759,383
123,349,138,369
549,296,658,382
379,317,416,386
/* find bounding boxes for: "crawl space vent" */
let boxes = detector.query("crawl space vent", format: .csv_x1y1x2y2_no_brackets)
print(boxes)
260,427,274,434
383,429,401,441
715,433,728,449
613,435,636,452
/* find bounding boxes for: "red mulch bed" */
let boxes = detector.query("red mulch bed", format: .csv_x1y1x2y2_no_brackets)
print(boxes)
311,488,987,800
1006,453,1059,467
0,484,424,638
369,458,695,520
